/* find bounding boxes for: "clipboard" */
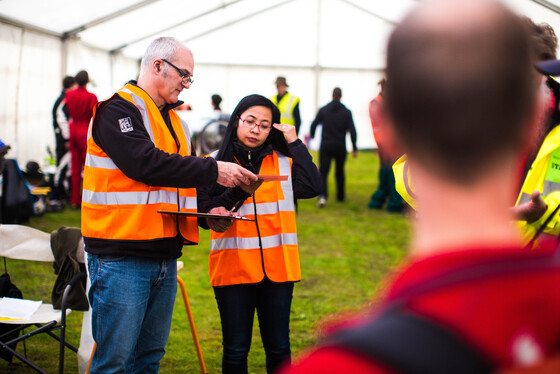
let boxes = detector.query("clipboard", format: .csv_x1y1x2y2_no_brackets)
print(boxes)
158,210,254,221
257,175,288,181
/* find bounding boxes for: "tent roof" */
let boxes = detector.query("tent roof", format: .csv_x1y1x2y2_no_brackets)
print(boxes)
2,0,560,67
3,0,560,164
0,0,411,64
2,0,560,68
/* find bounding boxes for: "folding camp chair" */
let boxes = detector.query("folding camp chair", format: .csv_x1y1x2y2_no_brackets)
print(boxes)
0,224,85,374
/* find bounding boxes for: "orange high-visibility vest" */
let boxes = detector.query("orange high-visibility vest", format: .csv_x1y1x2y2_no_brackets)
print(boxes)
209,151,299,286
369,94,383,146
82,83,198,243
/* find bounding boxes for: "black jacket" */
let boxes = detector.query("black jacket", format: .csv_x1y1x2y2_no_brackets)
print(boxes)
310,100,357,152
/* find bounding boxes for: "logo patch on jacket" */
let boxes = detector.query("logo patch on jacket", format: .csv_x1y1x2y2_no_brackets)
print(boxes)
118,117,133,132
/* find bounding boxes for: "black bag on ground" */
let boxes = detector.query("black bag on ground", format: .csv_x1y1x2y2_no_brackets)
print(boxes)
0,272,23,362
1,159,33,224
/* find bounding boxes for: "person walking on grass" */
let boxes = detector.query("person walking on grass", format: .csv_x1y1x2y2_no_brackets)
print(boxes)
310,87,357,208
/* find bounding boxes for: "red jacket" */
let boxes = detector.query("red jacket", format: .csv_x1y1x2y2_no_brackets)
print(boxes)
65,86,97,127
282,244,560,373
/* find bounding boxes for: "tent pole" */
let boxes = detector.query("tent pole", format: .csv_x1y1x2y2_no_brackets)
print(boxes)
14,28,25,160
314,0,322,113
61,38,68,79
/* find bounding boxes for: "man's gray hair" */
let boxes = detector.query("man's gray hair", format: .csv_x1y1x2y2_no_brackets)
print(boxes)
139,37,183,76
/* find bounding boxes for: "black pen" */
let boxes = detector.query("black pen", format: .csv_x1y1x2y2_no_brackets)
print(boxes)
231,200,244,213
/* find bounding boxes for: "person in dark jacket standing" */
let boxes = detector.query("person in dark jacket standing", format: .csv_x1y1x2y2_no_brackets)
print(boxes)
52,76,77,165
310,87,357,207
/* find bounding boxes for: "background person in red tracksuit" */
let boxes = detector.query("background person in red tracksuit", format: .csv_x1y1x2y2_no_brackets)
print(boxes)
65,70,97,208
280,0,560,373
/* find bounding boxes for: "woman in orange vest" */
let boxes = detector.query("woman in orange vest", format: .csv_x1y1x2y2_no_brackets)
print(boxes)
198,94,321,373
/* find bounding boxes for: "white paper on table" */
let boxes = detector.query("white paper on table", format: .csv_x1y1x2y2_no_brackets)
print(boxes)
0,297,43,321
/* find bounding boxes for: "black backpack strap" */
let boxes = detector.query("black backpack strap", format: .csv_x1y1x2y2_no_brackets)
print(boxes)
325,308,494,374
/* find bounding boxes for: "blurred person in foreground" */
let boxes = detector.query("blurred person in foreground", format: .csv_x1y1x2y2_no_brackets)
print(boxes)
393,16,560,247
82,37,257,373
281,0,560,373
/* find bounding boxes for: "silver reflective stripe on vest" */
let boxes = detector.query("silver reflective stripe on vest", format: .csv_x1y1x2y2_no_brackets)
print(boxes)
235,154,294,215
83,189,196,208
281,95,296,121
519,180,560,206
179,118,192,149
544,180,560,197
211,153,295,251
85,153,118,169
120,87,155,143
211,233,298,251
518,192,531,205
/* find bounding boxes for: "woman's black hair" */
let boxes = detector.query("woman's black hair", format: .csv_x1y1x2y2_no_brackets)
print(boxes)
214,94,290,162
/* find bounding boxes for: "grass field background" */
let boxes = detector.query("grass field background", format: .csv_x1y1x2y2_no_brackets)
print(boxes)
0,150,410,373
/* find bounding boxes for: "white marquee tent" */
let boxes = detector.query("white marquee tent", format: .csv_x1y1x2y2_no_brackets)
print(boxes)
2,0,560,166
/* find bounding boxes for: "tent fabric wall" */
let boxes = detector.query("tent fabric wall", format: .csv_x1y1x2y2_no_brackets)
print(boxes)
0,23,61,166
2,0,560,165
0,28,139,166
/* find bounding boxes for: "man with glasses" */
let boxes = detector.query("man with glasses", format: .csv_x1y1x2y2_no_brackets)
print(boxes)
81,37,257,373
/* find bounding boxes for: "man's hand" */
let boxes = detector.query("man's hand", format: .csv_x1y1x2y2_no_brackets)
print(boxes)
512,190,547,223
216,161,258,188
352,150,358,158
240,179,264,194
206,207,235,233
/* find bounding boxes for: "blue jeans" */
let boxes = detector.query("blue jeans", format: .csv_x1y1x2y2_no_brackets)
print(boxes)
87,254,177,374
214,280,294,374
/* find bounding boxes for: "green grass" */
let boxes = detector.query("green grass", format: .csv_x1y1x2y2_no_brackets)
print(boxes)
0,150,410,373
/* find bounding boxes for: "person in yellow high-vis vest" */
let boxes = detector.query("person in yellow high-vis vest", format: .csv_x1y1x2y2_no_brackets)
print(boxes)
197,94,321,373
271,76,302,135
82,37,258,373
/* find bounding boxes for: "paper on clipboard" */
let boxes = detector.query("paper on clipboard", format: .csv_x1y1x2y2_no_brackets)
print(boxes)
257,175,288,181
158,210,254,221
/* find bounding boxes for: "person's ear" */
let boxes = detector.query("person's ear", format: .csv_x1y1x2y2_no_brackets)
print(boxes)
154,60,162,73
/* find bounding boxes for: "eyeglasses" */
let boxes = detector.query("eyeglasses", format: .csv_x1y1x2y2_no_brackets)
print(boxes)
239,116,272,133
161,58,194,85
